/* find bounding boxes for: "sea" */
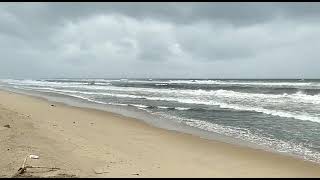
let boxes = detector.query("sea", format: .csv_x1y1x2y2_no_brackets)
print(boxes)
1,78,320,163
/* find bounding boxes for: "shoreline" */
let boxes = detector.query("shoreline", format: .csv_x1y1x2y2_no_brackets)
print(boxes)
1,86,272,151
1,89,320,177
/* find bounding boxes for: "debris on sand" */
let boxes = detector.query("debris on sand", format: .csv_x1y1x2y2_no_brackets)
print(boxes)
93,170,109,174
12,172,76,178
51,104,55,107
93,167,109,174
3,124,10,128
29,155,39,159
11,154,75,178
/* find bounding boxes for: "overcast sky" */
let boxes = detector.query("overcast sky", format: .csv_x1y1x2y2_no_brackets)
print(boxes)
1,2,320,79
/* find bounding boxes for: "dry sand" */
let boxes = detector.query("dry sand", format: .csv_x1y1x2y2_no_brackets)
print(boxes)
1,89,320,178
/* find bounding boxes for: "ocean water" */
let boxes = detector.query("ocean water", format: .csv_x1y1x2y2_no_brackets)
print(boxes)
1,78,320,163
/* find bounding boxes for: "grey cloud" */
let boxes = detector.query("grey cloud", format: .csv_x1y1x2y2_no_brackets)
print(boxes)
0,3,320,79
42,2,320,25
3,2,320,29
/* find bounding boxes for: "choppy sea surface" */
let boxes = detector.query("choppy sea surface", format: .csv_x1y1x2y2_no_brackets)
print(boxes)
1,78,320,163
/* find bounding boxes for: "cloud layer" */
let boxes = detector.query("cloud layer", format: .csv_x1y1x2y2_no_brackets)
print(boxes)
1,2,320,79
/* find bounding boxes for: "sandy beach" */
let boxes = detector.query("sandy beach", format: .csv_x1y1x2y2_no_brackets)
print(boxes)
1,89,320,178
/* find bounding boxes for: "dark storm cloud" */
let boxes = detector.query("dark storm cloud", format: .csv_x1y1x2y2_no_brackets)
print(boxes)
0,2,320,79
29,2,320,25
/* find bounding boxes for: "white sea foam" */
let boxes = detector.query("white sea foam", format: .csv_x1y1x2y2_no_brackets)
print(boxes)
116,79,320,88
168,80,316,86
129,104,149,108
4,78,320,88
2,79,320,123
211,89,320,105
155,83,168,86
17,85,320,123
6,79,320,105
175,107,191,110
